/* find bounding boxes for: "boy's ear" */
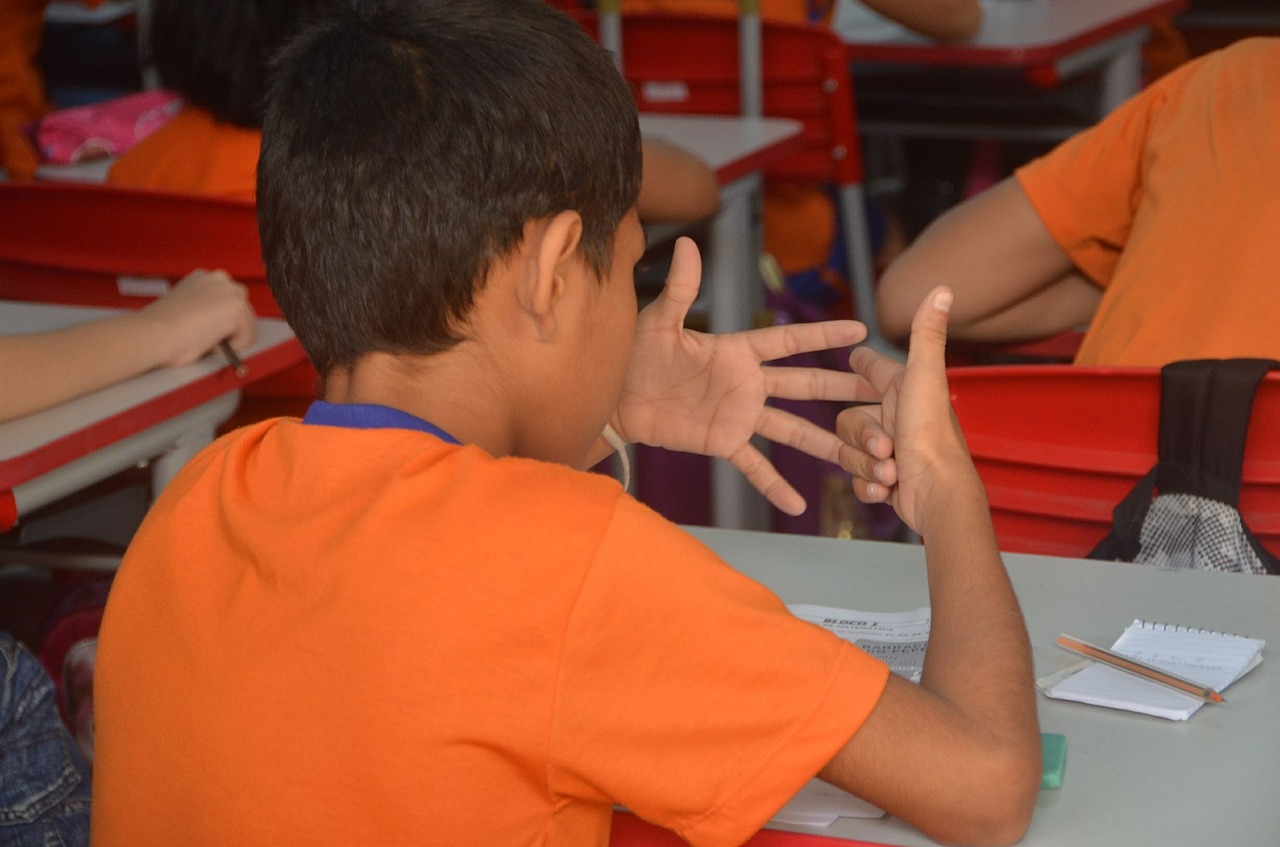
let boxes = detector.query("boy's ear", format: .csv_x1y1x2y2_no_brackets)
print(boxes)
517,210,584,341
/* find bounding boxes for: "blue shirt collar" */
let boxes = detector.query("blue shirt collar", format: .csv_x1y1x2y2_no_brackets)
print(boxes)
301,401,461,444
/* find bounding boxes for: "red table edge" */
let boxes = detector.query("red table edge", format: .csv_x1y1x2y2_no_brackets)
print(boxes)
611,809,898,847
0,337,306,529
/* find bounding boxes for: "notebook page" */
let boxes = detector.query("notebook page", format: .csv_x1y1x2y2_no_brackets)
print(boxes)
1111,620,1265,691
1042,620,1266,721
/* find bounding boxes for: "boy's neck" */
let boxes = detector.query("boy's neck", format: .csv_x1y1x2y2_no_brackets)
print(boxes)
323,349,517,458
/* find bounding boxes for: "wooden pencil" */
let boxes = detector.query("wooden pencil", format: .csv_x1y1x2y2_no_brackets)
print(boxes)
1056,633,1225,704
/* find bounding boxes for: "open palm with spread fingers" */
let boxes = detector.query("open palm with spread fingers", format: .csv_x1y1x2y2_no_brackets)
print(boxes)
614,236,882,515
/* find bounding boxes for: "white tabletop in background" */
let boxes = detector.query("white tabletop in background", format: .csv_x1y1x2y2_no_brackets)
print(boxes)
638,113,804,184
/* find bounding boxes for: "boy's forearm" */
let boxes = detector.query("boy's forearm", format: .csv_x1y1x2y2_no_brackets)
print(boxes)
916,471,1039,757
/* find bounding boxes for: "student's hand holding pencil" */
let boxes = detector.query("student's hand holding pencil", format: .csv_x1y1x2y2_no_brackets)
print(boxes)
613,237,882,516
141,269,257,369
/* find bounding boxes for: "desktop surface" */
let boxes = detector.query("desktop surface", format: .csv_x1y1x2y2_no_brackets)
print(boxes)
688,527,1280,846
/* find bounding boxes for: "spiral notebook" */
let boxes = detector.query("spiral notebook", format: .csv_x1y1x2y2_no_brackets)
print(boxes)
1039,620,1266,721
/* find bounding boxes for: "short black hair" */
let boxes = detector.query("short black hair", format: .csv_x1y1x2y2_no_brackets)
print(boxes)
257,0,643,376
147,0,334,127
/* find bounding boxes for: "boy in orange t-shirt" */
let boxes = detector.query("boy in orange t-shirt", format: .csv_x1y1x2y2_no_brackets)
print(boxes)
91,3,1039,845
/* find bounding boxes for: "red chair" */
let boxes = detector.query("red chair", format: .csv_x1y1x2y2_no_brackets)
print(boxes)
948,364,1280,558
0,180,315,402
566,10,883,346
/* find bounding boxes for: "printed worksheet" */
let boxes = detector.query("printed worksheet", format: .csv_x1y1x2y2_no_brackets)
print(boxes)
788,604,931,683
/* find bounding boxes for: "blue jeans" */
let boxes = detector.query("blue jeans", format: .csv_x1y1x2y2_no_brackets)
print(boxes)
0,632,91,847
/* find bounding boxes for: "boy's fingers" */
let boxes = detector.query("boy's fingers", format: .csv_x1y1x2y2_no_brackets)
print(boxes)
763,366,880,404
905,286,953,374
728,443,807,516
646,236,702,325
743,320,867,362
756,406,845,465
847,346,905,396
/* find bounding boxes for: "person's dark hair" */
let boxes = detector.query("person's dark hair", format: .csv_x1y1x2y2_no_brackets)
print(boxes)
257,0,642,376
146,0,334,127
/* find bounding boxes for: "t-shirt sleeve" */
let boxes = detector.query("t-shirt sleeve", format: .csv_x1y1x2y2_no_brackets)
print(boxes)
1013,56,1202,288
547,498,890,847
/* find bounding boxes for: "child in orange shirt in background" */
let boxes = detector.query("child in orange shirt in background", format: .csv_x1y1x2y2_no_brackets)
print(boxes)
875,38,1280,367
105,0,331,197
91,2,1039,845
110,0,719,222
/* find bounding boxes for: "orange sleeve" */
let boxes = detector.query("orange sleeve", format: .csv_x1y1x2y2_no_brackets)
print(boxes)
0,0,51,179
549,501,889,847
1013,57,1203,289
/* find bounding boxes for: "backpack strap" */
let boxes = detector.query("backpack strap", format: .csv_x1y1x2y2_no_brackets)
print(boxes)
1089,358,1280,563
1156,359,1278,505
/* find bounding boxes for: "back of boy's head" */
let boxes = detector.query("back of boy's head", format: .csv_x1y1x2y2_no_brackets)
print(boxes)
147,0,334,127
257,0,643,377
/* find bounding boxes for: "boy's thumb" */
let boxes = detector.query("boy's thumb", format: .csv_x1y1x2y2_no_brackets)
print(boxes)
906,286,952,369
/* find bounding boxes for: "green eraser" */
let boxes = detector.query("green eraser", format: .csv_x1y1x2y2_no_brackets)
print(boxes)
1041,733,1067,789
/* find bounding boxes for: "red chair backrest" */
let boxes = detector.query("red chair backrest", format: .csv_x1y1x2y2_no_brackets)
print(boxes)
566,11,863,186
0,181,281,318
948,364,1280,559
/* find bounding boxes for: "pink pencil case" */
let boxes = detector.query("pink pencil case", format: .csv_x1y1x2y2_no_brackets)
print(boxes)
34,88,182,164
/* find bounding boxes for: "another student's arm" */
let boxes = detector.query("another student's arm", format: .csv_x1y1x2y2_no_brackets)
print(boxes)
0,270,255,422
637,139,720,224
828,289,1040,847
876,177,1101,346
859,0,982,42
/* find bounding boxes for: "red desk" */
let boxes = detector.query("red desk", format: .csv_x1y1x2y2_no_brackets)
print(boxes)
0,301,304,533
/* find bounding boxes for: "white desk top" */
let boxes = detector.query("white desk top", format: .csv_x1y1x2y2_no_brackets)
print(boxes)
687,526,1280,847
638,113,804,186
841,0,1185,60
0,301,302,518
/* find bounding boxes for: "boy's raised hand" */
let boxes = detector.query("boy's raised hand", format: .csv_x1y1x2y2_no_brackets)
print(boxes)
835,286,973,535
613,237,881,516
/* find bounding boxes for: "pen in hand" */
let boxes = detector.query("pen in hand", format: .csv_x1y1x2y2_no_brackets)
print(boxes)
1056,633,1225,704
219,340,249,378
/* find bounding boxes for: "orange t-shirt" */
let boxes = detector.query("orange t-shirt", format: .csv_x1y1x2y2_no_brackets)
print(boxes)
1015,38,1280,367
106,106,260,199
92,411,888,846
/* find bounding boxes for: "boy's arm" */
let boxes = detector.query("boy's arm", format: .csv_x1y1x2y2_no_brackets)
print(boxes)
859,0,982,42
0,270,255,422
828,288,1040,847
637,139,720,224
876,177,1100,345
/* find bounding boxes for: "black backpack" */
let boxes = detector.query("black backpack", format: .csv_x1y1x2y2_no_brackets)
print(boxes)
1088,358,1280,575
